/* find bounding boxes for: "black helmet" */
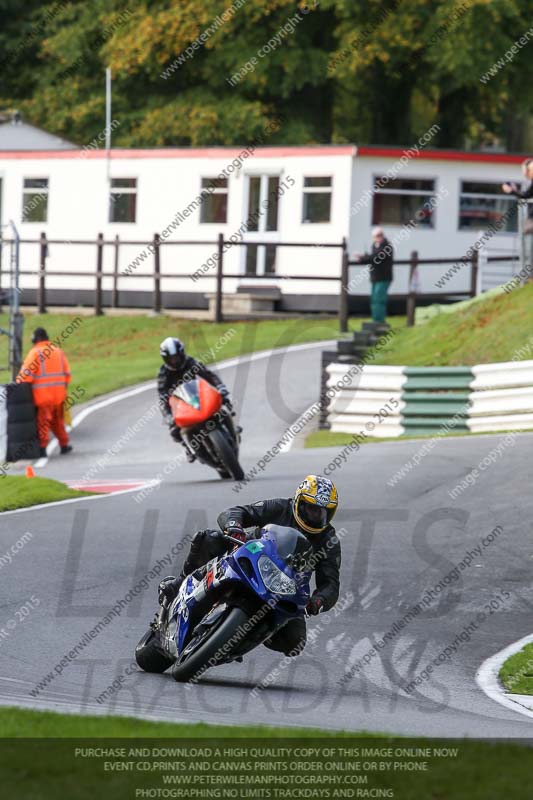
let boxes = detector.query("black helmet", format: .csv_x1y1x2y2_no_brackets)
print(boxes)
32,327,49,344
160,337,186,371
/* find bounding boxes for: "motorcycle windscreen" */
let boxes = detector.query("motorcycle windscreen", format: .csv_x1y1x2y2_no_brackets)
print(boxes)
261,525,314,573
170,377,222,428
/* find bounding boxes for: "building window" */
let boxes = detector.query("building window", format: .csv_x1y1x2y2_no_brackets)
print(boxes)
109,178,137,223
22,178,48,223
302,177,332,223
200,178,228,223
459,181,517,232
372,177,436,227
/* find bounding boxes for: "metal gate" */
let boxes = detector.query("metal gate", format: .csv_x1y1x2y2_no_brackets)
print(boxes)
0,221,24,381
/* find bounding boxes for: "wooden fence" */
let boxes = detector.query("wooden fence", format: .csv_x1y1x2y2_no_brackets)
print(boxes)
0,233,521,331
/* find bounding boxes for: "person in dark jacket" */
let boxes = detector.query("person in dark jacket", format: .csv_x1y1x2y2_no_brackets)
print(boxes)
159,475,341,657
502,158,533,233
355,227,394,323
158,337,230,462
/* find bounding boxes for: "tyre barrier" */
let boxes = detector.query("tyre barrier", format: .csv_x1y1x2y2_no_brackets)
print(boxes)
326,359,533,437
0,383,40,464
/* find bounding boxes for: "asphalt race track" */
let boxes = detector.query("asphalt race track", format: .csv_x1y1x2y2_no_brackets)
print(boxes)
1,340,533,737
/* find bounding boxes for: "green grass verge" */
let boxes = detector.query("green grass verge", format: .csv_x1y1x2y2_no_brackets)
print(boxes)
305,430,394,448
499,641,533,695
0,707,352,738
371,282,533,366
0,313,366,404
0,476,94,512
1,709,533,799
303,428,517,449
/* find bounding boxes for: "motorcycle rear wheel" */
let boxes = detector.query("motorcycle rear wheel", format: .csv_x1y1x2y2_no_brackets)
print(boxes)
207,427,245,481
135,628,174,673
171,606,248,683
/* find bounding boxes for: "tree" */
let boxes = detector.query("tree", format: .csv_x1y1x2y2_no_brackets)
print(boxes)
1,0,531,151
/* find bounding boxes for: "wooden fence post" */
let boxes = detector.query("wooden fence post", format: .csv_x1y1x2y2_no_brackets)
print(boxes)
95,232,104,315
153,233,161,314
215,232,224,323
406,249,418,327
112,234,120,308
38,231,47,314
339,237,349,333
470,249,479,297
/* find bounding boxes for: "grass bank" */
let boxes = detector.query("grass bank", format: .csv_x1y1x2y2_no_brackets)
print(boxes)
0,709,532,799
499,641,533,695
0,313,362,404
0,476,94,512
370,282,533,367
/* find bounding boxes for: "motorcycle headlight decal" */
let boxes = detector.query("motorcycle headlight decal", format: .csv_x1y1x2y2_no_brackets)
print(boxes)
258,555,296,596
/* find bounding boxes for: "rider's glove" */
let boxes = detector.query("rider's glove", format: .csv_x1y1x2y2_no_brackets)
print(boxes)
158,575,182,605
169,423,182,442
225,521,246,543
306,596,323,616
219,386,232,406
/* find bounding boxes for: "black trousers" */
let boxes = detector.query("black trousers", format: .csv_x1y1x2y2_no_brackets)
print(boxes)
182,530,306,657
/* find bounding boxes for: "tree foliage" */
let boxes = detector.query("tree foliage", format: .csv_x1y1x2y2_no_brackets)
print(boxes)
1,0,532,150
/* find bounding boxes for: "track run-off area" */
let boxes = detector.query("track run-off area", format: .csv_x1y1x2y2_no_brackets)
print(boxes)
1,340,533,736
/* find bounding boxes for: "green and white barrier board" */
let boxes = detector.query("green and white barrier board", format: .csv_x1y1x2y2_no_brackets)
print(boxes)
327,360,533,437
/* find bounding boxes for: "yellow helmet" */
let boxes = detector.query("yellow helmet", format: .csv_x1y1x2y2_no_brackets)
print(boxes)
293,475,338,534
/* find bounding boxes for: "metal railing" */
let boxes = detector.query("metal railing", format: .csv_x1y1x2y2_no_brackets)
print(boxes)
0,221,23,379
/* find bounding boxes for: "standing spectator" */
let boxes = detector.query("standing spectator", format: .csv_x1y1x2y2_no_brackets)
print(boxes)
17,327,72,458
502,158,533,234
355,227,394,323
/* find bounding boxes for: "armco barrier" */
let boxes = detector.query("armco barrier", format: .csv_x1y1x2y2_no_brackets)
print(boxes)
326,359,533,437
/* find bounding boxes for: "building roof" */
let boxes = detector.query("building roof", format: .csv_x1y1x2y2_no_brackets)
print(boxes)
0,140,529,163
0,116,76,151
0,144,356,159
356,145,531,164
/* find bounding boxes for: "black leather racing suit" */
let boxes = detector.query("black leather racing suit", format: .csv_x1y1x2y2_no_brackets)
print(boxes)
179,498,342,656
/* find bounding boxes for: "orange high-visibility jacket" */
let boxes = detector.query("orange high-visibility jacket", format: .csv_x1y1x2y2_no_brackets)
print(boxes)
17,340,71,407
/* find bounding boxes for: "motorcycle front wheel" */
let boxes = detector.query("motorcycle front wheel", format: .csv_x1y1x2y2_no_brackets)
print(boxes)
171,606,248,683
207,427,245,481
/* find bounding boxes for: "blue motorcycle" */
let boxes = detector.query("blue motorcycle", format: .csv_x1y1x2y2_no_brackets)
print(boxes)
135,525,312,683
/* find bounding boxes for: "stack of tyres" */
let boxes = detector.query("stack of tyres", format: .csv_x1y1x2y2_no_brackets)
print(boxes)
5,383,40,462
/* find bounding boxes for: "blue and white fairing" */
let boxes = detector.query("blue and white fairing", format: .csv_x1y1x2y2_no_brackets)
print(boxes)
166,525,312,658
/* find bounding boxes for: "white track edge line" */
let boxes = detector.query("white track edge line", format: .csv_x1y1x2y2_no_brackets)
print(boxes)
476,632,533,720
0,480,160,517
46,338,337,436
8,339,335,513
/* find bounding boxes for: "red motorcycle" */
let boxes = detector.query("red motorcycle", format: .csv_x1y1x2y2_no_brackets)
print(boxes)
169,378,244,481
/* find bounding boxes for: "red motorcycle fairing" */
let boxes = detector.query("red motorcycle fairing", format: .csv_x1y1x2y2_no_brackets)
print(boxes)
169,377,223,429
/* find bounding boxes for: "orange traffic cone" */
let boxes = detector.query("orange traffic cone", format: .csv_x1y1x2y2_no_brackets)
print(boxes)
25,466,35,479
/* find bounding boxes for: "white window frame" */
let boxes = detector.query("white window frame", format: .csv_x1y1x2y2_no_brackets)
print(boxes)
109,177,137,224
241,173,281,276
458,178,517,234
22,177,49,224
302,175,333,224
199,177,228,224
372,174,437,228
